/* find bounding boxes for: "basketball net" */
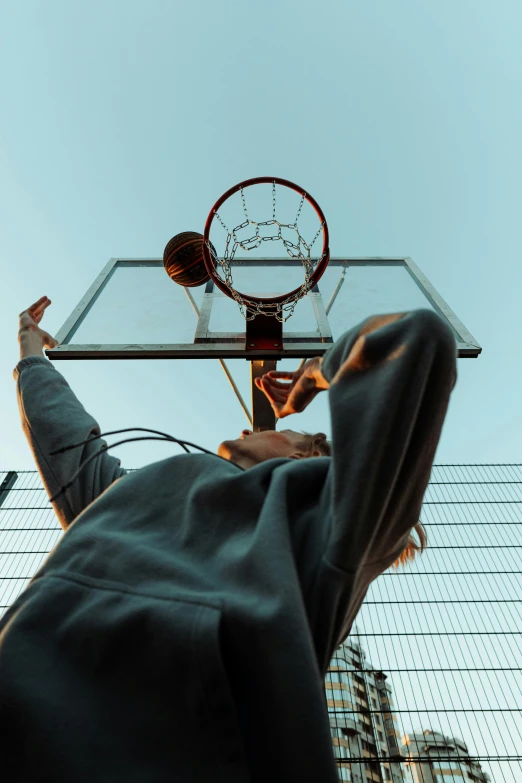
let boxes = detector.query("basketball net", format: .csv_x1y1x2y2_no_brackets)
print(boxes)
205,180,328,322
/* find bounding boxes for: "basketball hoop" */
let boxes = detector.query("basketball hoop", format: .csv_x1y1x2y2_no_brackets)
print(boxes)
202,176,330,323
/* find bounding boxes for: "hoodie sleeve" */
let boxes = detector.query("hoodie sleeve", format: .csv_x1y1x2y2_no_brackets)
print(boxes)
13,356,127,530
320,309,457,572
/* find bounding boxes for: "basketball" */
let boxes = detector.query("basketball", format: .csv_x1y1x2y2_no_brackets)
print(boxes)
163,231,212,288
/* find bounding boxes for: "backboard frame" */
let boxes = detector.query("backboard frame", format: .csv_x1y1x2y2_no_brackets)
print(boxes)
47,257,482,361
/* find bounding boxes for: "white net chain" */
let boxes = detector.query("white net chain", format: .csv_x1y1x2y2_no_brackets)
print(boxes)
205,181,326,321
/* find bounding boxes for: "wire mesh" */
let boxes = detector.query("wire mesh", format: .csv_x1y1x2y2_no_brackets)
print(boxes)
1,465,521,782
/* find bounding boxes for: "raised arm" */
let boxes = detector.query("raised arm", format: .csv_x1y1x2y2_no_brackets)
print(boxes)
16,298,127,530
256,309,457,572
320,309,457,571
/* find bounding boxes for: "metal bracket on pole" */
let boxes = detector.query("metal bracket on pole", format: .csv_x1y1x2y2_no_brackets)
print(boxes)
245,313,283,351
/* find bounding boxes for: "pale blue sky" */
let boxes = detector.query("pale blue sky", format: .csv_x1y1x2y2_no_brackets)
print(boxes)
1,0,521,470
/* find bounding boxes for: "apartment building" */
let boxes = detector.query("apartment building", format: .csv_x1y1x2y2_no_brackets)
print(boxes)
326,638,404,783
402,731,491,783
325,646,492,783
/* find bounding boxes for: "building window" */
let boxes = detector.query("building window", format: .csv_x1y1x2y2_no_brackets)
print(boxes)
434,760,469,773
327,686,355,705
336,743,351,760
330,688,351,700
434,775,466,783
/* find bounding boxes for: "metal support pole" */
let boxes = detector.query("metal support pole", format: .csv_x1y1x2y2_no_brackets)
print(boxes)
251,360,277,431
183,288,200,319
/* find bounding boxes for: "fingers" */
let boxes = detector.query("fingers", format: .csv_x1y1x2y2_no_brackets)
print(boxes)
254,373,299,419
33,298,52,319
255,372,292,388
23,296,50,315
255,377,287,403
266,371,294,380
260,377,292,390
255,376,290,397
20,297,52,325
36,297,51,311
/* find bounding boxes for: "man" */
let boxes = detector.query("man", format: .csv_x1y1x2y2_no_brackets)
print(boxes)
1,296,457,783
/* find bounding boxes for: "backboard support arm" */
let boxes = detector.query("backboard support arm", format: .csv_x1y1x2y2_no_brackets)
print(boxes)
184,288,253,428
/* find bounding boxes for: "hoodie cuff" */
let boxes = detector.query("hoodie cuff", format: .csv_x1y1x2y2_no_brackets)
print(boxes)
13,355,55,381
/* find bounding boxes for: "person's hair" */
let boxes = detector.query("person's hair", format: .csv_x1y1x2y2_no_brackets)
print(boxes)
299,431,332,457
300,431,427,570
389,522,427,569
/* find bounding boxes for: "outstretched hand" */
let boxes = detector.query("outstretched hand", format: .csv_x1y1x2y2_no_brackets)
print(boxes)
254,357,329,419
18,297,59,354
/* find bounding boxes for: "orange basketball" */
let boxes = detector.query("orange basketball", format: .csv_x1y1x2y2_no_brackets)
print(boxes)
163,231,212,288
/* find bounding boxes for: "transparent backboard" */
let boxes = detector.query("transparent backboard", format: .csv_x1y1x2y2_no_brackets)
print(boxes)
48,257,481,360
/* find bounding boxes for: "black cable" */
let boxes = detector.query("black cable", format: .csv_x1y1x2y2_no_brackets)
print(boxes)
47,427,243,503
48,427,193,456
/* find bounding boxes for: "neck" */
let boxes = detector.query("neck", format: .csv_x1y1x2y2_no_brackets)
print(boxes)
230,455,258,470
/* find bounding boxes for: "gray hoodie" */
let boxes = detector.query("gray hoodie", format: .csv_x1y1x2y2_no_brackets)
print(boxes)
0,309,456,783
